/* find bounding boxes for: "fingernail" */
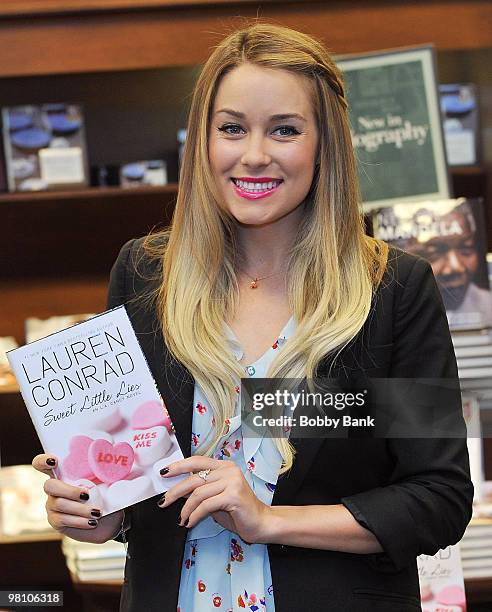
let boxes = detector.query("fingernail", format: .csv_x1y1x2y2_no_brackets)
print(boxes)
88,519,98,527
91,509,101,518
177,514,182,525
157,494,166,506
184,517,189,527
46,458,56,466
160,467,169,476
80,491,90,501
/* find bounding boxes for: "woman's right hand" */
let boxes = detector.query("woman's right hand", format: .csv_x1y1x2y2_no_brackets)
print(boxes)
32,454,124,544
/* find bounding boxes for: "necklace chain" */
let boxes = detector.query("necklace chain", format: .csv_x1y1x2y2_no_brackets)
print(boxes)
240,269,284,289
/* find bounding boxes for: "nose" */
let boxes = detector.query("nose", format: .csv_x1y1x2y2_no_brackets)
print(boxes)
240,133,272,168
442,250,466,275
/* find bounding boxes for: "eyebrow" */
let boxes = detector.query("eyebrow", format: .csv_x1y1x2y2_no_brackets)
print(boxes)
215,108,307,122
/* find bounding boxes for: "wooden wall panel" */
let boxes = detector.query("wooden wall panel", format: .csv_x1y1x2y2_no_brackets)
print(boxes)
0,1,490,77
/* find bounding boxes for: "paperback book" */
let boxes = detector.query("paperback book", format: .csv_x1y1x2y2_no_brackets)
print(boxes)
440,83,480,166
7,306,185,516
371,197,492,330
418,544,466,611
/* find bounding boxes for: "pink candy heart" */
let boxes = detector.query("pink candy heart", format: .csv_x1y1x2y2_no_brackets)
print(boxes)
62,435,95,480
88,439,134,484
131,401,169,431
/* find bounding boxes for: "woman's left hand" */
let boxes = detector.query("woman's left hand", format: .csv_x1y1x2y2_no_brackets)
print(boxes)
158,456,271,544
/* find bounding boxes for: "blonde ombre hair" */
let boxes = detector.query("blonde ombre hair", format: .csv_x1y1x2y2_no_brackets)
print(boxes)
144,23,388,473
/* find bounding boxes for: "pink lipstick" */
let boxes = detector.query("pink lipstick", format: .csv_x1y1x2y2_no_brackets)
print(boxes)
231,178,283,201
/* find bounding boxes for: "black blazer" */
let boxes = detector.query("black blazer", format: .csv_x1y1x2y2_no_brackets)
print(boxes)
107,237,473,612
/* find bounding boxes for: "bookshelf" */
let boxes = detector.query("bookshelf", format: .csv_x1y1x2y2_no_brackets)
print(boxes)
0,1,491,608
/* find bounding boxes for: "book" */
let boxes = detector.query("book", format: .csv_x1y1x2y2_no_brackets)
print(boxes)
452,329,492,348
457,356,492,369
418,544,467,611
462,394,484,503
337,45,449,210
440,83,480,166
1,103,89,192
7,306,185,516
371,197,492,330
455,344,492,359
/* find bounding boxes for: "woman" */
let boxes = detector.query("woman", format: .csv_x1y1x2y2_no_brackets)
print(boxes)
34,23,473,611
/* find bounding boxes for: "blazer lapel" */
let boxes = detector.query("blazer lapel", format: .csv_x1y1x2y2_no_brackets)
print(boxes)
150,334,195,459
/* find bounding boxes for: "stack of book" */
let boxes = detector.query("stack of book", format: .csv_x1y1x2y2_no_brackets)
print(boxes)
62,537,126,583
461,519,492,579
453,330,492,407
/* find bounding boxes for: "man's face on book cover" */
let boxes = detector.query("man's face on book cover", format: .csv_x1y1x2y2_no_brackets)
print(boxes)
412,210,479,310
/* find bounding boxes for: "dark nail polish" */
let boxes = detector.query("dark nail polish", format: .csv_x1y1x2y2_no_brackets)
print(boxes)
88,519,98,527
46,458,56,466
91,509,101,518
160,467,169,475
80,492,90,501
184,517,189,527
157,494,166,506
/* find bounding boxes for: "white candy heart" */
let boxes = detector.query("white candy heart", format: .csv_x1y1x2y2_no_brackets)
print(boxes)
104,476,155,510
130,426,173,466
151,449,188,493
92,407,123,432
84,430,113,443
73,478,105,511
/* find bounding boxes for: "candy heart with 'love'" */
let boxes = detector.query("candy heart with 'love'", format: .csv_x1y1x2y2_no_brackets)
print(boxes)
88,439,134,483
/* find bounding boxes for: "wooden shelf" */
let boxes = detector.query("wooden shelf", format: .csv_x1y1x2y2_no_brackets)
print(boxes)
0,382,19,394
0,0,276,17
0,2,490,78
0,184,178,203
0,530,61,544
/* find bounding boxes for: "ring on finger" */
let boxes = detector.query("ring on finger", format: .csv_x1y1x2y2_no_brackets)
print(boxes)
197,468,211,482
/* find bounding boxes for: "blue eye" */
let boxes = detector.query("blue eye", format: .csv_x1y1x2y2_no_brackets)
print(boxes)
273,126,301,136
217,124,244,135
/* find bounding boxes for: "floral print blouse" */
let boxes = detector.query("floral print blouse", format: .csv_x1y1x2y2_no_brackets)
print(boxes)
177,316,296,612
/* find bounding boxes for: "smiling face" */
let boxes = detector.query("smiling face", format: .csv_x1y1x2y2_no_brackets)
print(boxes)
208,63,319,228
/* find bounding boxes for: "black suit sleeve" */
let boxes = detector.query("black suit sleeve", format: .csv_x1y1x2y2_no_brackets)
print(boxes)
342,256,474,571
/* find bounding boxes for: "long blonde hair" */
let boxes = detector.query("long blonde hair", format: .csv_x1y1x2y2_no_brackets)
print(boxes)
144,23,388,472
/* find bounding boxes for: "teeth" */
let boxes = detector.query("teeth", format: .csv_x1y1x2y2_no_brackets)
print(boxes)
234,179,281,192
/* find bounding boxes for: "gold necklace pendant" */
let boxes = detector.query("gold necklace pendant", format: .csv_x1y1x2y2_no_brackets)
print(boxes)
250,279,258,289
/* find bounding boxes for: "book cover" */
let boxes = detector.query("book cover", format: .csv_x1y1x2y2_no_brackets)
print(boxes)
371,197,492,330
337,45,449,210
440,83,480,166
7,306,185,516
1,103,89,192
418,544,467,611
